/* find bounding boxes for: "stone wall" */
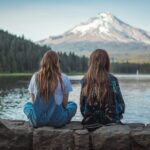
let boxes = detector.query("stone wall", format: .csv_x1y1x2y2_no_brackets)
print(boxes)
0,119,150,150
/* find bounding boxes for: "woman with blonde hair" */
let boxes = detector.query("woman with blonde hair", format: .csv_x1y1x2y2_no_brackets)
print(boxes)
80,49,125,130
24,50,77,127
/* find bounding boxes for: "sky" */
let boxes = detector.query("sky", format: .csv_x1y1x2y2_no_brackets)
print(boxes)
0,0,150,41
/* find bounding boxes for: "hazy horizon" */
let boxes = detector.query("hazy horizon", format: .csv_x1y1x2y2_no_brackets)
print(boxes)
0,0,150,41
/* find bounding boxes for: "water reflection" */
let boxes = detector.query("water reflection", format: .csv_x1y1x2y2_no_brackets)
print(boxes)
0,75,150,124
0,88,30,120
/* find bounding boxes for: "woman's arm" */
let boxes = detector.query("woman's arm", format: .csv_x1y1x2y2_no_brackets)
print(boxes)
28,73,37,103
80,93,86,117
116,79,125,113
62,94,69,108
31,94,35,103
61,74,73,108
80,79,86,116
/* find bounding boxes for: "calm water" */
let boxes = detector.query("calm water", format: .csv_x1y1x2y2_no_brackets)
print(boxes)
0,75,150,124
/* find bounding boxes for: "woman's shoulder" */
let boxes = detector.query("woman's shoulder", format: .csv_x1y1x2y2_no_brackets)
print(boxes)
108,73,118,80
61,73,71,84
30,72,38,82
61,73,69,80
32,72,38,77
30,72,37,80
108,73,118,81
61,73,72,92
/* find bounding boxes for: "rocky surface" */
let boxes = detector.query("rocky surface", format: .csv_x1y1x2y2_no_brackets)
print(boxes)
0,119,150,150
91,125,131,150
0,119,32,150
33,127,74,150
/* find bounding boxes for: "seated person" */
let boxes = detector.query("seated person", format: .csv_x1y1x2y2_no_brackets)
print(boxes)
24,50,77,127
80,49,125,130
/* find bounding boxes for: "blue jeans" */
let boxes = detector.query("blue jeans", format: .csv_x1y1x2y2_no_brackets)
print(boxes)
24,100,77,127
24,102,37,127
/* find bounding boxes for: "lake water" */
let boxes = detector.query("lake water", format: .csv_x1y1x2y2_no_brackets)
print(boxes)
0,75,150,124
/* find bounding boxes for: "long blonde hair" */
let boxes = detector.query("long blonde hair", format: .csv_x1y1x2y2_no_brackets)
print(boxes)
36,50,63,100
82,49,111,105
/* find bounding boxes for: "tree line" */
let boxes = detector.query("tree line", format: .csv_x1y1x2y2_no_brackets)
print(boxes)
111,63,150,74
0,29,150,74
0,30,88,73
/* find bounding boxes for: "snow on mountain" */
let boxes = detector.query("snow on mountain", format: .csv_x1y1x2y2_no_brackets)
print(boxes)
39,12,150,45
69,12,114,35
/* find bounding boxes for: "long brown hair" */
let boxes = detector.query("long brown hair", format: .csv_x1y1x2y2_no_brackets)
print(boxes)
36,50,63,100
82,49,111,105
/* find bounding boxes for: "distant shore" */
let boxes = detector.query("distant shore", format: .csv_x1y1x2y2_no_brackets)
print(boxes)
1,72,150,77
0,72,84,77
0,73,33,77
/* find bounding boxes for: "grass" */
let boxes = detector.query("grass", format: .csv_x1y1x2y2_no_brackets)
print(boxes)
66,72,84,76
0,72,84,77
0,73,33,77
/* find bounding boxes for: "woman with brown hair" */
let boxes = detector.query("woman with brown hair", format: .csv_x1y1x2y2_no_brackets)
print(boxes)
24,50,77,127
80,49,125,130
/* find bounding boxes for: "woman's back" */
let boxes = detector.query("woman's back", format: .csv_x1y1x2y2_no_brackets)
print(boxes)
30,73,74,125
24,51,77,127
80,49,125,129
80,74,125,124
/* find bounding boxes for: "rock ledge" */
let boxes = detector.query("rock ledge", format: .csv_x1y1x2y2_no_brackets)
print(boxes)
0,119,150,150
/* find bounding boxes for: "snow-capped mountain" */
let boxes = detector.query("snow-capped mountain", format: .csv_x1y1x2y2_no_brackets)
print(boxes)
38,12,150,62
39,12,150,45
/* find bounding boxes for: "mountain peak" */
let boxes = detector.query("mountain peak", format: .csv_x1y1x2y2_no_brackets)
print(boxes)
39,12,150,45
97,12,113,18
97,12,115,21
68,12,115,36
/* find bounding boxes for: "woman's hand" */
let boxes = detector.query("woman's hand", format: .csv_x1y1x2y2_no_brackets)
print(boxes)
62,94,69,108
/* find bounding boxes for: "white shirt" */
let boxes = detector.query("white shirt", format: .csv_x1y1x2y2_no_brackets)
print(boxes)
28,73,73,105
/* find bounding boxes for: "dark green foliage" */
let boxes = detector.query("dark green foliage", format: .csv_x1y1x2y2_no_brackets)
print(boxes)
58,52,88,73
0,30,49,72
1,29,150,74
0,30,88,73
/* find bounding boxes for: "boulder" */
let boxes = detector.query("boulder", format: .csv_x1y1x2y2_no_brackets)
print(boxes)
74,129,89,150
62,121,83,130
0,119,32,150
131,126,150,150
91,125,131,150
1,119,150,150
33,126,74,150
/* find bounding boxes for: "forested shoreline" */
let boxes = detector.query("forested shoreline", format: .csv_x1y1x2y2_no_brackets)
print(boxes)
111,63,150,74
0,30,88,73
0,29,150,74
